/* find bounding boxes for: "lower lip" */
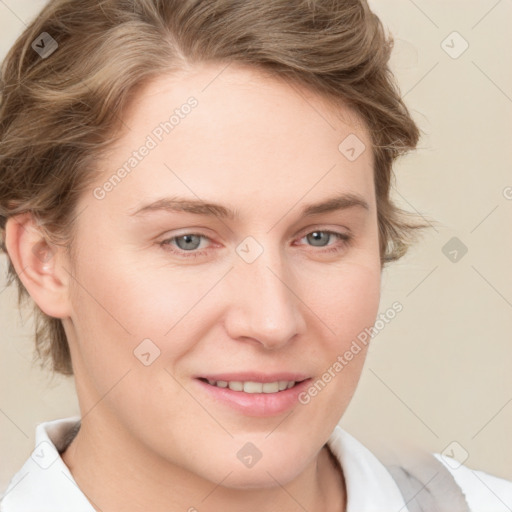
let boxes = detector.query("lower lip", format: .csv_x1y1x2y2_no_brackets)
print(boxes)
194,378,312,417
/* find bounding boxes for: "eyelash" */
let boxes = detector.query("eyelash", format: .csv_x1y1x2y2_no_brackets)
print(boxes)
158,230,352,259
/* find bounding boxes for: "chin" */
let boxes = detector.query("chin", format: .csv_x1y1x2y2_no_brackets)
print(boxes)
217,465,302,490
194,450,308,491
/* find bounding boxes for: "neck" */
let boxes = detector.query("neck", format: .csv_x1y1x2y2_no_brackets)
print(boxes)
61,411,346,512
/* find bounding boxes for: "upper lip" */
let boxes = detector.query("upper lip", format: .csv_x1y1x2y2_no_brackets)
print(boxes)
196,372,311,383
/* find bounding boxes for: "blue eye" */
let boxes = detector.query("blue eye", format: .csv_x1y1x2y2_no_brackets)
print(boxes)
173,234,203,251
159,230,352,259
299,230,352,253
305,231,339,247
159,233,210,258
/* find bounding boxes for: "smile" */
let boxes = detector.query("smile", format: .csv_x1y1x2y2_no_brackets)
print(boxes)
199,378,299,393
194,377,312,417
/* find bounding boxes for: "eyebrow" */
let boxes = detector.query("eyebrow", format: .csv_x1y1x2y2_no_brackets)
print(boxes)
129,192,370,220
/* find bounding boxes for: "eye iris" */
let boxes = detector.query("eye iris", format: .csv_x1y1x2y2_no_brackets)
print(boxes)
171,232,337,252
307,231,330,247
176,234,201,251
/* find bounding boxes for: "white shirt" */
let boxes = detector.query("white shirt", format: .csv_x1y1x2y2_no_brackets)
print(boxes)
1,416,511,511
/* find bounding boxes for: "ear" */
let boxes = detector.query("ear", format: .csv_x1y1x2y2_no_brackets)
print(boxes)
5,213,73,318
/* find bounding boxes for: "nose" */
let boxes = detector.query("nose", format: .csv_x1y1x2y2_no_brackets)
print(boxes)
223,244,307,350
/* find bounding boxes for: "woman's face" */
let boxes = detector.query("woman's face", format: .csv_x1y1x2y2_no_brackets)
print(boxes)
64,62,381,487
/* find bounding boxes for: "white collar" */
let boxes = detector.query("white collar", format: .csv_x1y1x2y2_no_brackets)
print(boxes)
1,416,94,512
327,426,409,511
1,417,408,512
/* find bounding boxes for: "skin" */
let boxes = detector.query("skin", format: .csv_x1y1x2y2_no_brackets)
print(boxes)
6,62,382,512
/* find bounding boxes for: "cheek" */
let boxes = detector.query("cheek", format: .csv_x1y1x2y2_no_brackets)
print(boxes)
297,263,380,420
304,259,381,340
295,215,381,343
67,246,219,370
298,258,380,402
344,265,381,331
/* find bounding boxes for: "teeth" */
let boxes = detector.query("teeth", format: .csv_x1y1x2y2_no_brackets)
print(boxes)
278,380,289,391
228,381,244,391
262,382,279,393
205,379,297,393
244,381,263,393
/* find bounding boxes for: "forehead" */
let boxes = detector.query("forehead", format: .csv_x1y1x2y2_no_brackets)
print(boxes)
127,62,369,141
89,62,375,217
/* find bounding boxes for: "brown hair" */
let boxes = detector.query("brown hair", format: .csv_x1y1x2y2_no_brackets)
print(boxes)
0,0,431,375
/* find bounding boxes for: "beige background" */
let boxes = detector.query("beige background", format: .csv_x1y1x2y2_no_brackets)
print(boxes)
1,0,511,492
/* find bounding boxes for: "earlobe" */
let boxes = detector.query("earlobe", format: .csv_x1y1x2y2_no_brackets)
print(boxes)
5,213,73,319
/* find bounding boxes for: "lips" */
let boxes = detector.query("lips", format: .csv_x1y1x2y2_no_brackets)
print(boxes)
195,372,310,383
201,380,295,393
193,373,313,416
201,379,296,393
195,372,310,394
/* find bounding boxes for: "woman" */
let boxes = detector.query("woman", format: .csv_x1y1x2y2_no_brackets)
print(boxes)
1,1,511,511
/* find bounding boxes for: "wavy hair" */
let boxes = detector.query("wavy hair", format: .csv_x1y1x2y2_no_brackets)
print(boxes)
0,0,430,374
